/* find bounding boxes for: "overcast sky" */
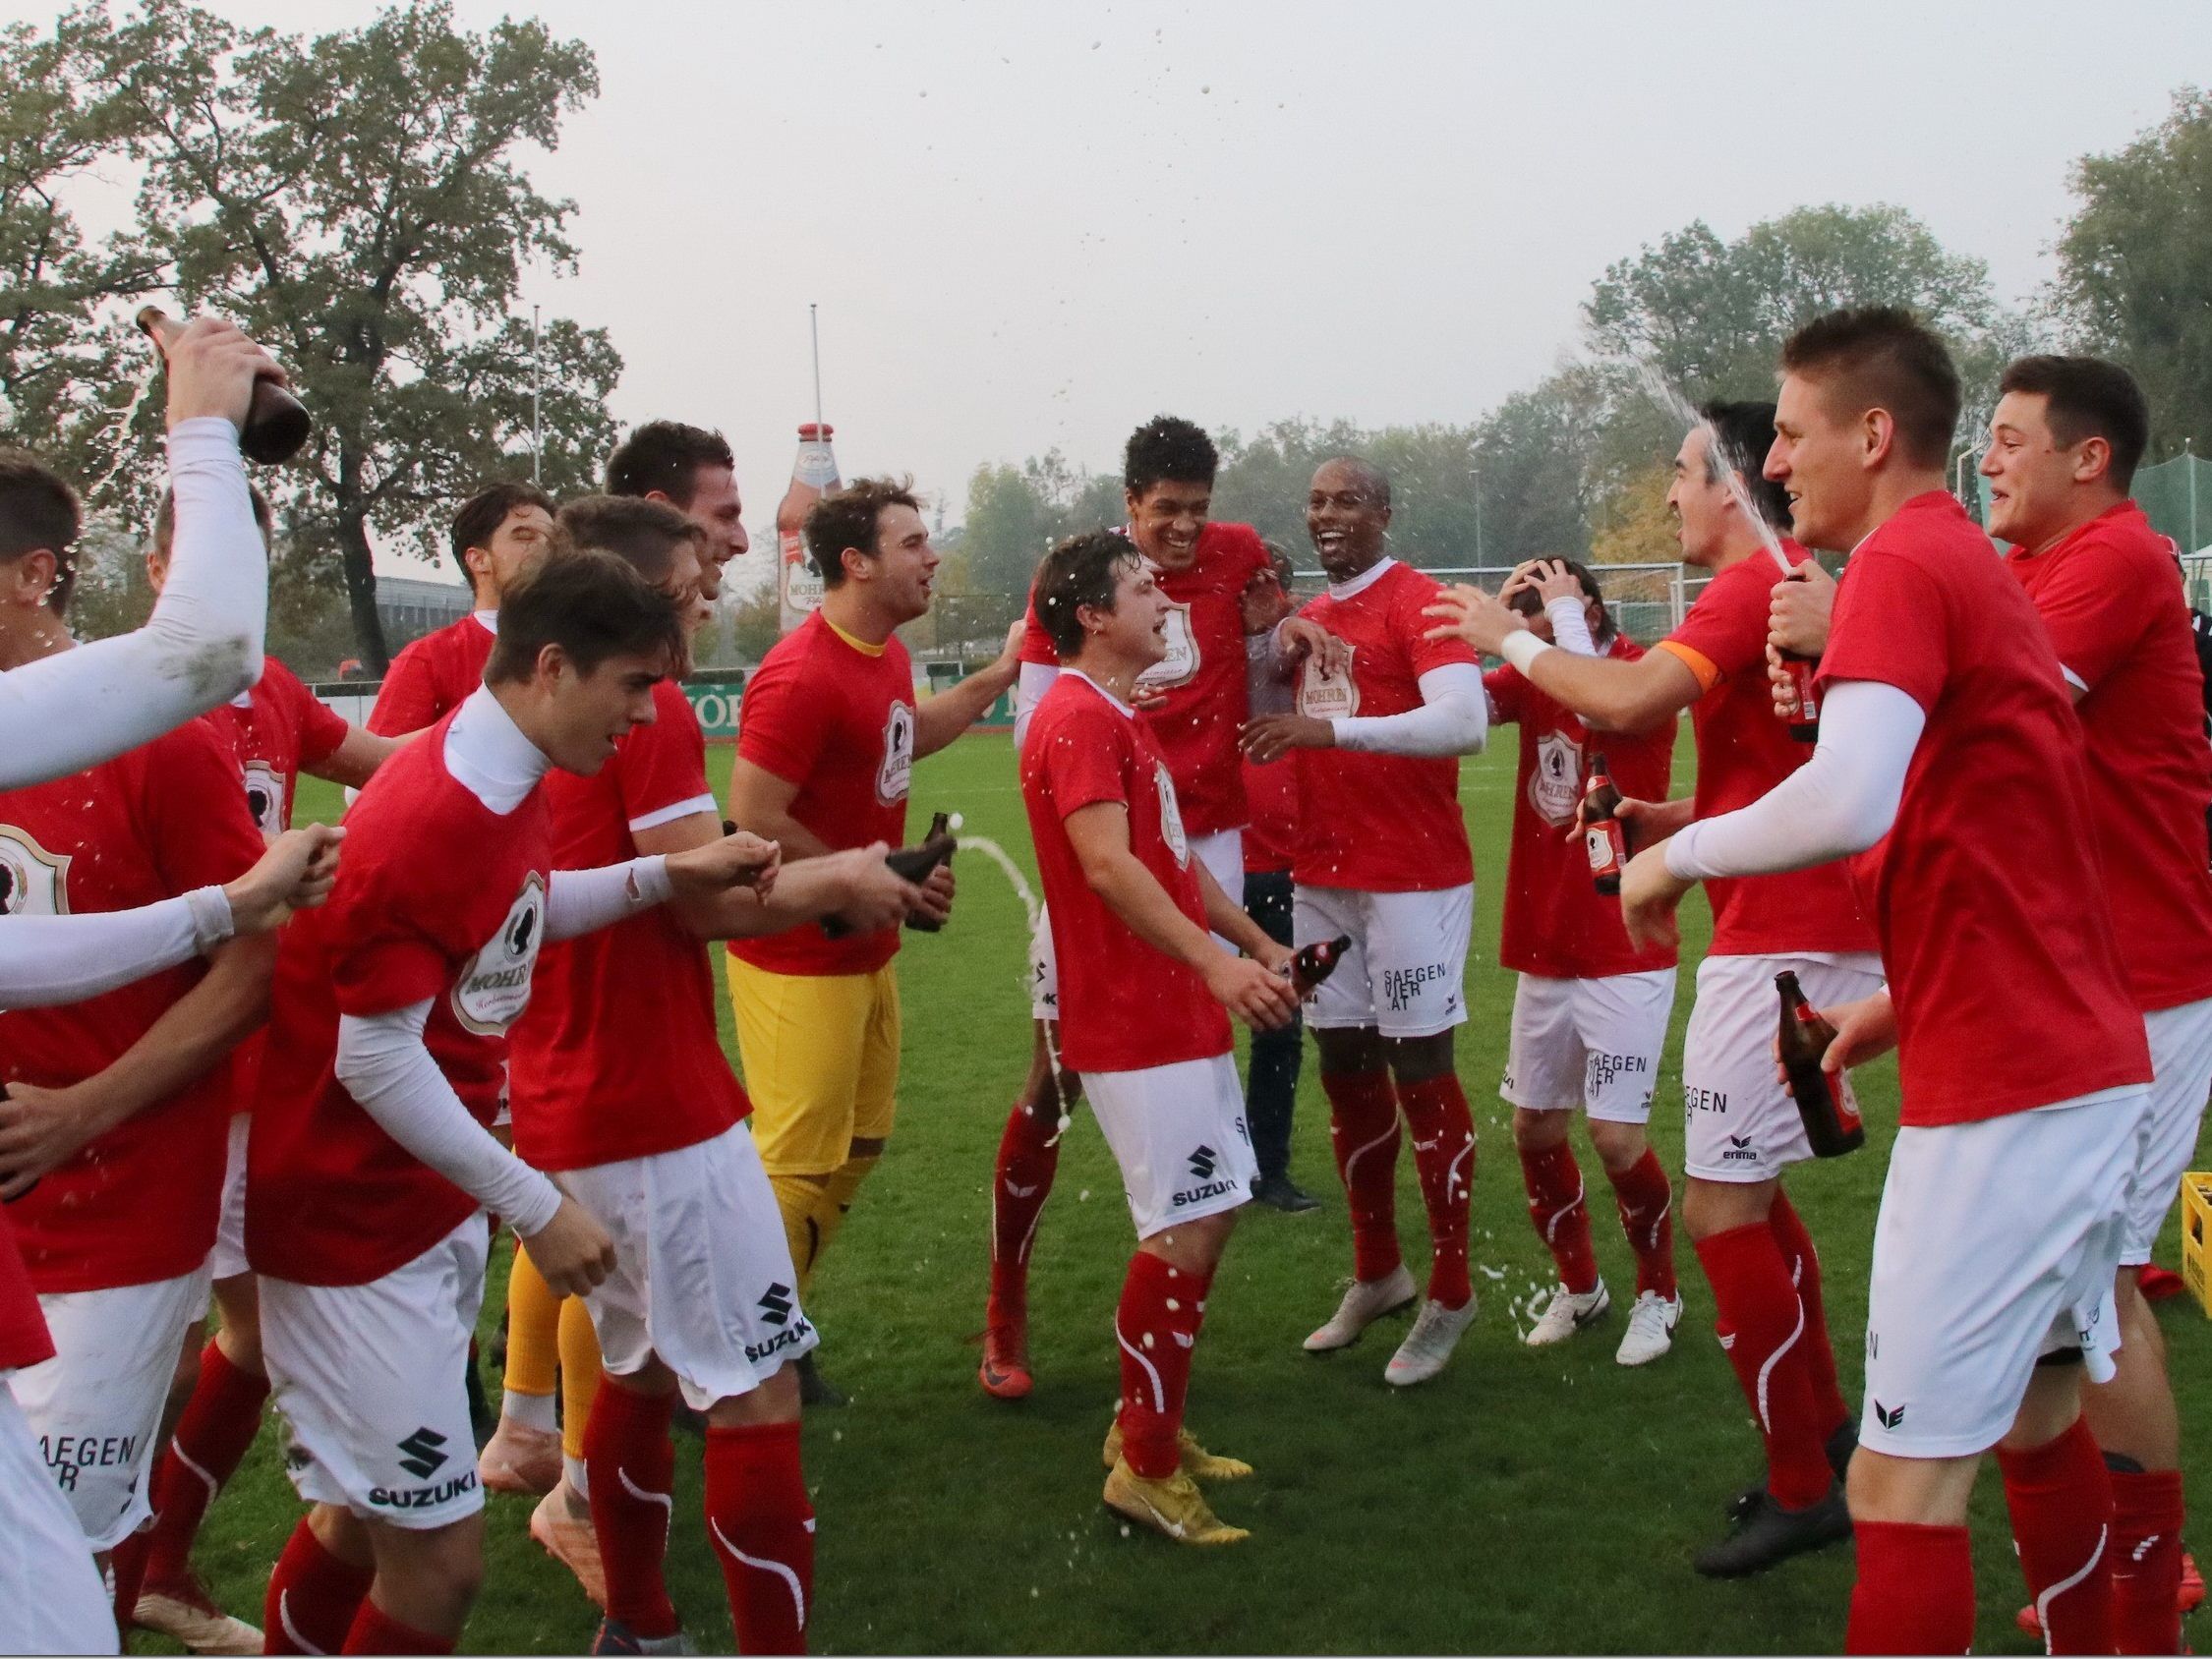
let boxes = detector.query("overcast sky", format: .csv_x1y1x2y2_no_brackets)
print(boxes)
16,2,2210,583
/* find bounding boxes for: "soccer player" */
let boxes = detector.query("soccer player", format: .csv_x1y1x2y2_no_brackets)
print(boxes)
1021,530,1298,1546
245,548,783,1658
483,419,749,1586
983,415,1284,1400
1240,544,1319,1213
1425,402,1877,1572
727,476,1020,1406
368,480,554,737
1241,456,1490,1388
1771,353,2212,1653
1483,559,1683,1366
0,505,273,1631
1622,307,2152,1655
508,496,920,1653
124,488,408,1653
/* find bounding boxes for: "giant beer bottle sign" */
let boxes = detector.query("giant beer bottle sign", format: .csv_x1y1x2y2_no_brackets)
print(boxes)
777,423,841,636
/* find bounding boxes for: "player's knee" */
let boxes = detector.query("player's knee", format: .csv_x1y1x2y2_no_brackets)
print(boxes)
1680,1175,1770,1241
1845,1446,1976,1527
1510,1108,1567,1154
378,1516,486,1611
1312,1026,1382,1074
309,1503,375,1571
708,1365,800,1429
847,1136,888,1162
2007,1361,2085,1450
1383,1031,1454,1083
1587,1119,1647,1173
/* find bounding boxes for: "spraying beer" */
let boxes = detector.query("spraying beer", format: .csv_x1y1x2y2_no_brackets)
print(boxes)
1775,971,1863,1157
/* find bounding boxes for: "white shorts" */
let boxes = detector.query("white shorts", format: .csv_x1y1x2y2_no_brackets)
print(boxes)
563,1123,819,1413
262,1214,488,1531
1294,884,1474,1040
1032,830,1245,1022
2125,997,2212,1265
1682,951,1885,1183
16,1269,210,1551
1080,1053,1255,1240
0,1378,114,1653
1502,969,1678,1124
1860,1088,2142,1459
208,1115,252,1283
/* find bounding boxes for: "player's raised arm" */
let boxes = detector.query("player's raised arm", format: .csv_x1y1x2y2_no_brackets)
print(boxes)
1426,581,1698,735
917,617,1023,757
0,319,279,790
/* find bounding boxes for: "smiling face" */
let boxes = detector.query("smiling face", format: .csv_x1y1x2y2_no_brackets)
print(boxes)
1306,461,1389,582
1981,390,2109,549
1082,553,1173,672
861,501,940,625
677,464,748,600
1766,372,1876,552
539,646,668,775
1666,427,1738,568
1125,480,1211,572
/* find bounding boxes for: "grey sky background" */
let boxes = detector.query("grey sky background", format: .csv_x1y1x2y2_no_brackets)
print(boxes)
15,1,2212,584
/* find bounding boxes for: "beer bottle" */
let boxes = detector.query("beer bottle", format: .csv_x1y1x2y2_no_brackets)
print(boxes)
818,810,960,939
1292,935,1353,996
1779,653,1821,744
136,306,313,465
1581,754,1628,896
776,423,841,635
1775,971,1864,1158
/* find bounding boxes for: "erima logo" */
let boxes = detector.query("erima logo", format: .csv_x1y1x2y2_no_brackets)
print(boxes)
395,1427,449,1479
758,1283,794,1328
1188,1145,1217,1180
1874,1401,1905,1430
1721,1133,1759,1163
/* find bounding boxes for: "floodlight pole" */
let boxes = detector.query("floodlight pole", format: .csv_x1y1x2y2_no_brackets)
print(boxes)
1470,461,1484,564
531,304,543,486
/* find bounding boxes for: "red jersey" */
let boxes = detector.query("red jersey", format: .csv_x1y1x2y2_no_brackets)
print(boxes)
248,710,552,1285
0,1230,46,1369
1242,753,1298,873
1020,522,1273,835
1818,491,2150,1126
1021,672,1232,1074
2007,500,2212,1012
1286,560,1478,892
370,611,496,736
509,683,747,1171
728,611,914,978
0,720,263,1292
1488,633,1678,980
216,657,349,833
1656,545,1876,957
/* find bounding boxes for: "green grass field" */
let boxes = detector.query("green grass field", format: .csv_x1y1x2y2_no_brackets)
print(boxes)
168,732,2210,1656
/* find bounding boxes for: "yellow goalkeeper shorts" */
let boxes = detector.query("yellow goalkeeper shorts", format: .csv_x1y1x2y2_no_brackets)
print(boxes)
726,956,902,1178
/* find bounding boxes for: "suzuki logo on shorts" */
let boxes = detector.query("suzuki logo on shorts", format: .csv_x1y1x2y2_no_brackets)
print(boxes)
1874,1401,1905,1431
1187,1145,1217,1180
758,1283,794,1328
395,1427,450,1479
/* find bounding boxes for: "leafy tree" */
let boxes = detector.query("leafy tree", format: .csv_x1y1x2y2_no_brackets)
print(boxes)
90,0,618,669
2053,86,2212,459
958,449,1123,614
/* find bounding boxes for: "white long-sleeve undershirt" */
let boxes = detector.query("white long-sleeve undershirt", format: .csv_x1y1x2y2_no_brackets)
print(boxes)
1013,660,1060,754
1330,661,1489,758
0,421,266,791
0,888,233,1010
1664,679,1925,880
545,858,672,942
333,1001,563,1235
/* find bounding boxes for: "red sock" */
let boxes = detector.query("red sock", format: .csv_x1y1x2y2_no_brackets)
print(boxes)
704,1420,814,1657
1114,1251,1208,1479
1321,1070,1402,1283
1397,1074,1475,1308
1768,1189,1848,1438
1605,1148,1676,1300
109,1527,149,1641
987,1098,1061,1327
2108,1466,2184,1655
583,1378,679,1639
143,1339,270,1588
1517,1139,1599,1295
1846,1520,1975,1654
263,1517,374,1655
342,1597,453,1655
1998,1418,2116,1657
1693,1223,1832,1511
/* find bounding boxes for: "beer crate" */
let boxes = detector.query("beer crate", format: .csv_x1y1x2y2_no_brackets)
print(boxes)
2183,1171,2212,1319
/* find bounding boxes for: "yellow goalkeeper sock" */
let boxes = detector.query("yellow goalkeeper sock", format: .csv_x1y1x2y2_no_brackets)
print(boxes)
503,1241,561,1402
557,1293,604,1464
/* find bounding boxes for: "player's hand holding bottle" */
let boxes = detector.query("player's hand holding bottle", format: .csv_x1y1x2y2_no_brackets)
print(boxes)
1202,949,1299,1032
828,842,926,934
669,829,782,901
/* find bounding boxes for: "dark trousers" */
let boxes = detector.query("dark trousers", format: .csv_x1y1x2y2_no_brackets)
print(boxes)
1243,868,1304,1180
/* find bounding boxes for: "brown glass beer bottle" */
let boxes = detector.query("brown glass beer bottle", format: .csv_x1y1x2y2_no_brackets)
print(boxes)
1292,935,1353,996
1582,754,1629,896
1775,970,1864,1157
136,307,313,465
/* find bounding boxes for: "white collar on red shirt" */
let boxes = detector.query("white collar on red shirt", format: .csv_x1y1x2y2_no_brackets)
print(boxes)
472,609,498,633
1327,555,1397,601
1062,668,1136,717
444,683,550,814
